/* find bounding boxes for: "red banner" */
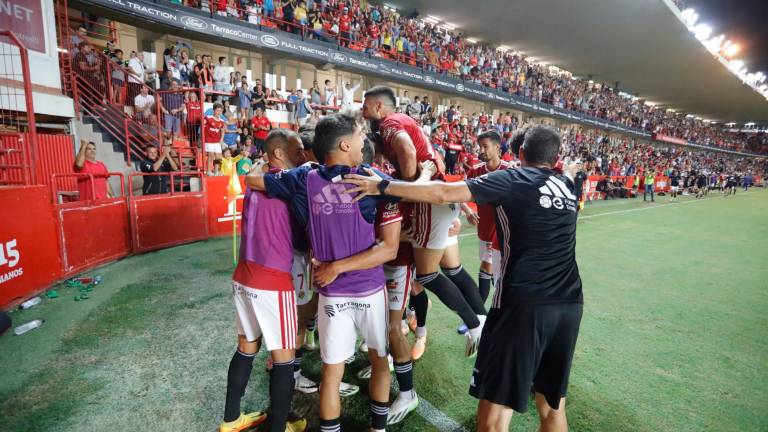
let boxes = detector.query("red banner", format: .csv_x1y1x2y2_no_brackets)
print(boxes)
653,133,688,146
0,186,62,306
0,0,46,53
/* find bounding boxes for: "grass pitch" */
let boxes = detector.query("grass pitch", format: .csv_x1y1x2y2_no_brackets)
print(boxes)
1,189,767,431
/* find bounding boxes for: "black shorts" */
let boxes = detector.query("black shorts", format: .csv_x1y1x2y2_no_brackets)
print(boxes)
469,302,583,412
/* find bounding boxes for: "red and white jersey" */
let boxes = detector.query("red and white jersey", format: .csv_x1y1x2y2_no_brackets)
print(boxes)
203,115,225,144
379,112,445,179
467,160,510,243
376,202,414,266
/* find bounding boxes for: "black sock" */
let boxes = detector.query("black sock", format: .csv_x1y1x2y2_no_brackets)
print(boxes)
319,417,341,432
410,290,428,328
370,400,390,430
442,265,487,316
268,359,295,432
478,270,494,303
294,348,303,376
394,361,414,393
223,350,256,422
416,272,480,328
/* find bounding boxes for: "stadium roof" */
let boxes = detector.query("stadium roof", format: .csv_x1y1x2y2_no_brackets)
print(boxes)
388,0,768,124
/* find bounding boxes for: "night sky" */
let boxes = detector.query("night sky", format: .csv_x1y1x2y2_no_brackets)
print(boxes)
687,0,768,73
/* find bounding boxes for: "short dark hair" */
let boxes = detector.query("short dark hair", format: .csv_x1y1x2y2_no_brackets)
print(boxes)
477,130,501,146
522,125,561,166
218,56,226,63
212,102,223,111
313,113,360,164
299,130,315,153
265,129,298,155
509,125,531,156
364,85,397,107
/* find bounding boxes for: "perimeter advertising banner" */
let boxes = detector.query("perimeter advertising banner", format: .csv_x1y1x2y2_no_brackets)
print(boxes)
0,0,46,53
81,0,653,138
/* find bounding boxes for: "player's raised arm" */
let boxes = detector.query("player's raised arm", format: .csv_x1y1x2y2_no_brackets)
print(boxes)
343,168,474,204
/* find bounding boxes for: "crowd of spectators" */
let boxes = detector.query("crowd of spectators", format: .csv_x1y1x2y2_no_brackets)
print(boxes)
172,0,766,155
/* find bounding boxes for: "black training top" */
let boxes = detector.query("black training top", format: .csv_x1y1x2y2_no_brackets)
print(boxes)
466,166,583,308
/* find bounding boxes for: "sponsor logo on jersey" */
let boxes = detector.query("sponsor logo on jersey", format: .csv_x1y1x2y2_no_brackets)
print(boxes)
312,183,356,215
538,176,576,211
324,304,336,318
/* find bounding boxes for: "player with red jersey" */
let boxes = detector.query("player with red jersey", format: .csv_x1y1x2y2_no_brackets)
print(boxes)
203,103,226,174
465,130,511,303
362,86,487,357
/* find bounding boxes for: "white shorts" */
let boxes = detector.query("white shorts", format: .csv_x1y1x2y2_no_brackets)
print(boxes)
384,264,413,311
478,240,493,264
671,186,679,192
410,202,460,250
292,251,314,306
317,290,388,364
446,234,458,247
491,248,502,286
233,282,297,351
205,142,223,153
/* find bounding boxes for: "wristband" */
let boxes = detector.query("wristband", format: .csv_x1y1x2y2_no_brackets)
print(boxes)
377,179,390,195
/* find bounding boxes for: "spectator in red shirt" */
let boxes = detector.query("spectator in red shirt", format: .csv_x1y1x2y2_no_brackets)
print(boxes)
185,91,203,145
74,139,112,201
338,10,351,47
203,103,226,174
250,107,272,153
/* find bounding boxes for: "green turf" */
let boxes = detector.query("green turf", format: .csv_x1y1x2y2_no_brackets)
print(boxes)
1,189,767,431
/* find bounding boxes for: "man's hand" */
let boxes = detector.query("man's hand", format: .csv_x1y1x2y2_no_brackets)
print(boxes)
343,167,382,202
464,206,480,226
78,139,89,153
417,160,437,182
311,258,341,288
448,218,462,236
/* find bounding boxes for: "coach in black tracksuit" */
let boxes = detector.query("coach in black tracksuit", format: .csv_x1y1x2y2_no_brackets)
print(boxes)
342,125,583,432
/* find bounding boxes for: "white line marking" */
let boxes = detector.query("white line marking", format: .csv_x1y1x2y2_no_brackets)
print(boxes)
579,191,755,220
417,395,470,432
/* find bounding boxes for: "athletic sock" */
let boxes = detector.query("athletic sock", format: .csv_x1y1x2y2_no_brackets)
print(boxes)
442,265,488,316
293,348,304,379
416,272,480,329
370,400,390,430
410,290,429,328
306,317,317,332
319,417,341,432
268,359,295,432
393,360,414,395
478,270,494,303
223,350,256,422
415,326,427,338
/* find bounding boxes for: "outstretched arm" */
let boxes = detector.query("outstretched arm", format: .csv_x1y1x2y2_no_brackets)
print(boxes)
343,168,474,204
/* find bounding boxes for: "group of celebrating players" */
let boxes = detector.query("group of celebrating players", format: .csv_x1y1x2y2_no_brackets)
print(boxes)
219,85,584,432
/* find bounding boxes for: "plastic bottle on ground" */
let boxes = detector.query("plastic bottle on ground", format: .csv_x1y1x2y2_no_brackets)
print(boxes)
19,297,42,310
14,319,43,336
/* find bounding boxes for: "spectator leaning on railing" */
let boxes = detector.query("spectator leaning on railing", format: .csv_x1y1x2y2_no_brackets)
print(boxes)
74,139,113,201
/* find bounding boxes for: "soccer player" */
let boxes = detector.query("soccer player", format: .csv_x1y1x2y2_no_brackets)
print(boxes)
221,130,306,432
362,85,487,357
203,103,226,175
465,130,510,304
343,125,583,432
696,172,708,198
246,113,397,432
669,169,680,202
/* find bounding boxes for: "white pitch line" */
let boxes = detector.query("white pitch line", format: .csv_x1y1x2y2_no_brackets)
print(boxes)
417,395,470,432
579,190,755,220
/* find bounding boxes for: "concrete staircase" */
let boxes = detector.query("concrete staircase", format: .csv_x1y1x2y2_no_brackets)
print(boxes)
72,117,143,197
